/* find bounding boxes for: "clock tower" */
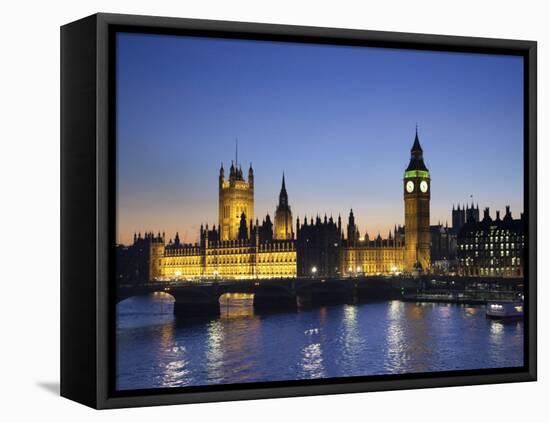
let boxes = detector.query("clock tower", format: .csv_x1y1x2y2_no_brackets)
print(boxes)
404,127,431,272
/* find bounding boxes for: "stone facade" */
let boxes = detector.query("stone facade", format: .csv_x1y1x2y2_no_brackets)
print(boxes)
274,174,293,240
403,128,431,271
161,237,297,280
118,130,434,282
218,162,254,241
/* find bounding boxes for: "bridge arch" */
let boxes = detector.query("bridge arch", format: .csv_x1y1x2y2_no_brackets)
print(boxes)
116,289,175,304
167,284,298,317
116,292,176,321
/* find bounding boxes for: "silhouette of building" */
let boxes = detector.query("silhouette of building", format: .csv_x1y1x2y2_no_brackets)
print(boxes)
430,222,457,274
452,203,479,234
457,206,524,277
452,204,466,233
466,202,480,224
296,214,340,277
439,202,480,272
116,232,165,284
430,222,455,261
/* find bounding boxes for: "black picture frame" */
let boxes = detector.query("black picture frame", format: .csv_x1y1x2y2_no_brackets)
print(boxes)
61,12,537,409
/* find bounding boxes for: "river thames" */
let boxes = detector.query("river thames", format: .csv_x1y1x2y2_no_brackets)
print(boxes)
116,294,524,391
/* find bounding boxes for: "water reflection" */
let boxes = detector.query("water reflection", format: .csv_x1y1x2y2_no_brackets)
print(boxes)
300,343,326,379
205,320,225,383
116,297,524,391
219,293,255,318
162,358,192,388
152,303,194,387
384,301,409,373
204,295,265,384
489,321,504,343
437,305,451,319
340,305,361,367
158,320,175,353
463,306,479,317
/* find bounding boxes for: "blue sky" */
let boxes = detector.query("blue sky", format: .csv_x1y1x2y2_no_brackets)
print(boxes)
116,32,524,245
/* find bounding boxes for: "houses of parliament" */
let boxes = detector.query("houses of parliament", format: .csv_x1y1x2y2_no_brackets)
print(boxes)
118,130,432,283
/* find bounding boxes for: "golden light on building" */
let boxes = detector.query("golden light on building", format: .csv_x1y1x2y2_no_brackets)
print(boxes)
274,173,293,240
218,160,254,241
130,130,431,283
160,239,297,280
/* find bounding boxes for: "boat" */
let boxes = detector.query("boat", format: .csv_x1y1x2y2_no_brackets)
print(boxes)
486,300,523,319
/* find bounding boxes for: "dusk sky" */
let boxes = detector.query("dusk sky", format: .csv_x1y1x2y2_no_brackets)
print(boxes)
116,32,524,246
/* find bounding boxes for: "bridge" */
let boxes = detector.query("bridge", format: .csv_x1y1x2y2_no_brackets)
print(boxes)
116,275,524,317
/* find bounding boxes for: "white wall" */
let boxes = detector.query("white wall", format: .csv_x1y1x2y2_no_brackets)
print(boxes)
1,0,546,421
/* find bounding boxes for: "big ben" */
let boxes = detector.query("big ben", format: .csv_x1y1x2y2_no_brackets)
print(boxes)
404,128,431,272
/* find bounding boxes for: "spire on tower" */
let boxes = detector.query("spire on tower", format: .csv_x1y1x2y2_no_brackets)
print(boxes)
411,125,422,153
235,137,238,168
405,126,428,172
278,172,288,207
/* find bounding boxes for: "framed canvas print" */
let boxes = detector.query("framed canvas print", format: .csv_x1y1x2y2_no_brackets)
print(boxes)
60,13,537,409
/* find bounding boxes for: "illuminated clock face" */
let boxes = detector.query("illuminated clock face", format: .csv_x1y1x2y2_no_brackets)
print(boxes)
406,181,414,193
420,180,428,193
